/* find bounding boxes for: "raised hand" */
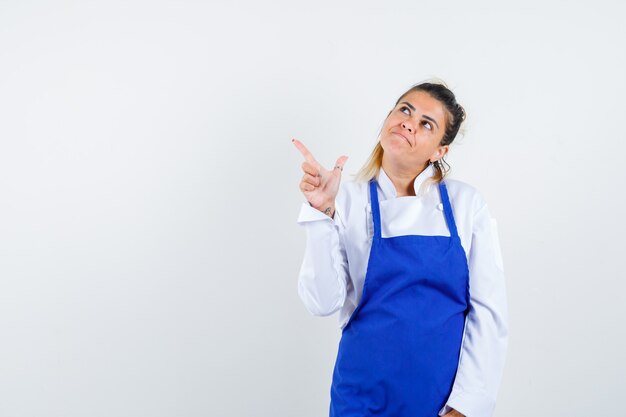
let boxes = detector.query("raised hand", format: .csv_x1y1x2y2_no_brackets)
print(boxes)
293,138,348,217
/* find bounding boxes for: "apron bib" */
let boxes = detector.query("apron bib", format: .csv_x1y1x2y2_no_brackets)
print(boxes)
329,179,470,417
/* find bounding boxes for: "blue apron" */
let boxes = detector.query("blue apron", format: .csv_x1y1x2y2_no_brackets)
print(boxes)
329,179,470,417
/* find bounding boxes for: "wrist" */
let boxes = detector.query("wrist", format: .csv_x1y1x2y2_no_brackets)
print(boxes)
309,200,336,218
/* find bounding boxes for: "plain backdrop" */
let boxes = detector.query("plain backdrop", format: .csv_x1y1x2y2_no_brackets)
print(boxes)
1,1,625,416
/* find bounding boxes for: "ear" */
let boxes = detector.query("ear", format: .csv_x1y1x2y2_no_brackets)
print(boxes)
430,145,449,163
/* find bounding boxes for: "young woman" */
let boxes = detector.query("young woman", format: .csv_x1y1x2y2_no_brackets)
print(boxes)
293,80,509,417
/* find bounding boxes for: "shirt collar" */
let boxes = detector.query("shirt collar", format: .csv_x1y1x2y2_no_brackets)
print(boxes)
377,163,436,199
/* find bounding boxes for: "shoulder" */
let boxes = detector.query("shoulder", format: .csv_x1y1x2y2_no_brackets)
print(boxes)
441,177,488,216
336,177,369,208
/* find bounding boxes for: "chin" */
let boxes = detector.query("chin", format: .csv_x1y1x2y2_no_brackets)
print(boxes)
381,138,408,156
381,136,407,151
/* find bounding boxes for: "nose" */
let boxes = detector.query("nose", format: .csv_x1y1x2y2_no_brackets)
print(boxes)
401,121,413,133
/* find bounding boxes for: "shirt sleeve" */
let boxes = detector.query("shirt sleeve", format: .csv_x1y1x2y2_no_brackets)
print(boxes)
296,201,350,317
438,202,510,417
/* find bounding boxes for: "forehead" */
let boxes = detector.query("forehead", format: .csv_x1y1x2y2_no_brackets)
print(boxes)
398,90,447,124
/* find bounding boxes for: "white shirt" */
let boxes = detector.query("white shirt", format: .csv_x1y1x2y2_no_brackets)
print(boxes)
296,164,509,417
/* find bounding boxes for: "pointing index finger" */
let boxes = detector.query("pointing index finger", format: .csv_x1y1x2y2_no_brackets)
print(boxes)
292,138,318,165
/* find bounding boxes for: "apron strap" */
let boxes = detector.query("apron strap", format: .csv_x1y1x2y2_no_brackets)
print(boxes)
439,181,460,240
369,179,382,240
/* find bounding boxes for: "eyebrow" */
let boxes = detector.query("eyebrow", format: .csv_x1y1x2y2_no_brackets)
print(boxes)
400,101,440,130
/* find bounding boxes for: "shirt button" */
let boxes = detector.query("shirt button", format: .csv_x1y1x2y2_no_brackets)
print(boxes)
437,203,444,211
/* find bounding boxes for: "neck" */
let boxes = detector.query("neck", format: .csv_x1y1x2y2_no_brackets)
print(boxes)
381,156,428,197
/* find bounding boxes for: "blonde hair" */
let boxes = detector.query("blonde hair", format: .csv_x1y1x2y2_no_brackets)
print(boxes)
353,78,466,186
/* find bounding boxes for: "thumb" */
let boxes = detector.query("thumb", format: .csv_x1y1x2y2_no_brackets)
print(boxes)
333,155,349,173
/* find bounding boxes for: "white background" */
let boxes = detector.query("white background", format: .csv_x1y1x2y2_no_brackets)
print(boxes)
1,1,625,416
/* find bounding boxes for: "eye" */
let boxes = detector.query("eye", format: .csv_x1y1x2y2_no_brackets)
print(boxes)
422,121,433,130
399,105,410,115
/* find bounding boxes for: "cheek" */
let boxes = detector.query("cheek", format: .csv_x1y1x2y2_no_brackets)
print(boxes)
385,116,403,129
383,115,402,128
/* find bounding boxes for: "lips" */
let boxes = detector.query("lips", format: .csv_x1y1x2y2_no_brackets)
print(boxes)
392,131,411,146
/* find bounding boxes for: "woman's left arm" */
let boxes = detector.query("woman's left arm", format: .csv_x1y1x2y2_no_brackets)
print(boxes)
438,199,509,417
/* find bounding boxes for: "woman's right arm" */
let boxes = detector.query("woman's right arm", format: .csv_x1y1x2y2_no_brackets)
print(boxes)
296,202,350,316
292,138,350,317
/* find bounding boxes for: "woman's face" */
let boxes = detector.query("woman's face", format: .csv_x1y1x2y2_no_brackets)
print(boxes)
379,90,449,172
